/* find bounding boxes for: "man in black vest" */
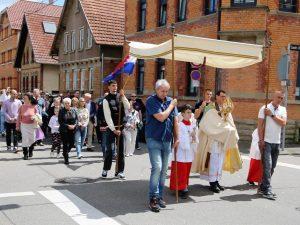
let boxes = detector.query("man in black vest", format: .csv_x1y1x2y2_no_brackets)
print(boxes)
102,80,130,179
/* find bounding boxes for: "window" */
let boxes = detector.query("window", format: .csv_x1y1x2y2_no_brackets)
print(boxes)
178,0,187,22
158,0,167,27
8,77,12,87
42,21,57,34
26,76,29,91
80,69,86,91
79,28,84,50
66,71,70,90
7,50,12,62
87,29,93,48
205,0,217,15
156,58,165,80
138,0,147,31
279,0,297,12
64,32,69,52
136,59,145,94
31,76,34,91
1,52,5,64
73,69,78,90
71,31,76,51
186,63,197,96
231,0,256,6
34,75,38,89
89,67,94,91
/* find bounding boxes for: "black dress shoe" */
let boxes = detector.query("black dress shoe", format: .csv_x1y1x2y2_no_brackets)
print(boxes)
23,155,28,160
86,148,93,152
216,182,225,191
209,183,220,193
29,152,33,158
179,190,189,199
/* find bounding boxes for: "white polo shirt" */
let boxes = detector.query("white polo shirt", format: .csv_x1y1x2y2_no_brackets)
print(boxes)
258,103,287,144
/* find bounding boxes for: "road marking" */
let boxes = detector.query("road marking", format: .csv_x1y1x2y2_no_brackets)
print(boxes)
241,155,300,170
39,190,121,225
0,191,35,198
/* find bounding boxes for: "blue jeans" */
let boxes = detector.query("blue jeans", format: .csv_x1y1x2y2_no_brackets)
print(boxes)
0,111,5,133
260,142,280,194
146,138,172,200
75,127,87,156
100,130,108,157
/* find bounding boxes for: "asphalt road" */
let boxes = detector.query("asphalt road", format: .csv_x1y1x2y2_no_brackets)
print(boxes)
0,137,300,225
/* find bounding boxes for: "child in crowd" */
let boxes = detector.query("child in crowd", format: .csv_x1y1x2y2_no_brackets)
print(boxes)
170,104,198,199
48,107,61,158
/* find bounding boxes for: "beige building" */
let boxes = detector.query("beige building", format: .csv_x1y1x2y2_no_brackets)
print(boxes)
14,7,62,93
50,0,124,98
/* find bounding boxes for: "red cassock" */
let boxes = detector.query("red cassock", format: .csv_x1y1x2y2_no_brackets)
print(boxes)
247,159,263,183
170,161,192,191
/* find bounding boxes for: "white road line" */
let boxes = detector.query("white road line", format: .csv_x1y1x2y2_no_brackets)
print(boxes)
0,191,35,198
39,190,121,225
241,155,300,170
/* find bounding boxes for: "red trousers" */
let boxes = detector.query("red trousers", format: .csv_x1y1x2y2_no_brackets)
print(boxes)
170,161,192,191
247,159,263,183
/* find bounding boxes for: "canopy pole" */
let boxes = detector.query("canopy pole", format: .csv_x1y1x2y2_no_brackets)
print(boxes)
171,23,179,204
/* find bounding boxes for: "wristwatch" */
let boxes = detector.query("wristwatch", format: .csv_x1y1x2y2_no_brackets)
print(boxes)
271,114,275,118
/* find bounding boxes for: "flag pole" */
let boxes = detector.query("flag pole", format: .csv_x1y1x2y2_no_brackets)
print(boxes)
171,23,179,203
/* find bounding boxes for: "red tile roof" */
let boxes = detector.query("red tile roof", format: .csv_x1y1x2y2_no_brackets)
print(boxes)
80,0,125,46
6,0,62,30
25,12,61,64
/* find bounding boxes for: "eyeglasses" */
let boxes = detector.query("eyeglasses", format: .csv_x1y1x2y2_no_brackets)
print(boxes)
131,96,136,98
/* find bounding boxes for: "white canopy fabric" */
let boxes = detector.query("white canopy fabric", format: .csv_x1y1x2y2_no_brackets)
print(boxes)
129,34,263,69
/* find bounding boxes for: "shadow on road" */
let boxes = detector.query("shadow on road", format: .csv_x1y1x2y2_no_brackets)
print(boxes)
220,193,260,202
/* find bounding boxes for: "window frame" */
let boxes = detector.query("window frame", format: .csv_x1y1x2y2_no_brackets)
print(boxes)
279,0,297,13
65,71,70,90
87,29,93,49
156,58,165,80
73,69,78,90
158,0,167,27
64,32,69,53
80,69,86,91
79,27,84,50
89,67,94,91
136,59,145,95
138,0,147,31
177,0,187,22
231,0,257,7
71,31,76,52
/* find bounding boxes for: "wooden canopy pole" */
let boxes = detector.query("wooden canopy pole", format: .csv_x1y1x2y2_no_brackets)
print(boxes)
171,23,179,203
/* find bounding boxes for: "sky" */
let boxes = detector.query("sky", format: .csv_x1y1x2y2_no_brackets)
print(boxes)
0,0,65,11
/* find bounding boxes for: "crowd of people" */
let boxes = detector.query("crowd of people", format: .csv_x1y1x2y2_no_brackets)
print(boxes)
0,85,145,166
0,79,287,213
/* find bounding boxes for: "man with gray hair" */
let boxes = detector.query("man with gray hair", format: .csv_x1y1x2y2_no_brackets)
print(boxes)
145,79,179,212
84,93,97,151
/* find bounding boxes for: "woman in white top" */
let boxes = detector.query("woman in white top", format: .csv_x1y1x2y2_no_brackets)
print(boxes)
123,101,140,157
48,107,61,158
74,97,89,159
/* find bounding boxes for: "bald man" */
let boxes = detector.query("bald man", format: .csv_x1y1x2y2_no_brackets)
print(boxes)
2,90,22,152
258,91,287,200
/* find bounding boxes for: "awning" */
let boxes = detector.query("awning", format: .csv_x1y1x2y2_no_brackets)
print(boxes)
129,34,263,69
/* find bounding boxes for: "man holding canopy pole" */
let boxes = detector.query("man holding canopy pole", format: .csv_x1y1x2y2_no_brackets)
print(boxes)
145,79,179,213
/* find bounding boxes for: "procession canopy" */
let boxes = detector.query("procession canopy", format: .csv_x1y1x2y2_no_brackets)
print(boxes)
129,34,263,69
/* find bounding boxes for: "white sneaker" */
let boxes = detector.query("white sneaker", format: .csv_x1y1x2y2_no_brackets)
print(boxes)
125,154,130,157
129,153,133,156
77,155,82,159
7,146,11,151
13,147,18,153
117,172,126,180
102,170,108,178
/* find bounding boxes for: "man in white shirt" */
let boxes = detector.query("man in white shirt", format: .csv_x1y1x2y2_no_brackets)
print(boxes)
258,91,287,200
84,93,96,151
